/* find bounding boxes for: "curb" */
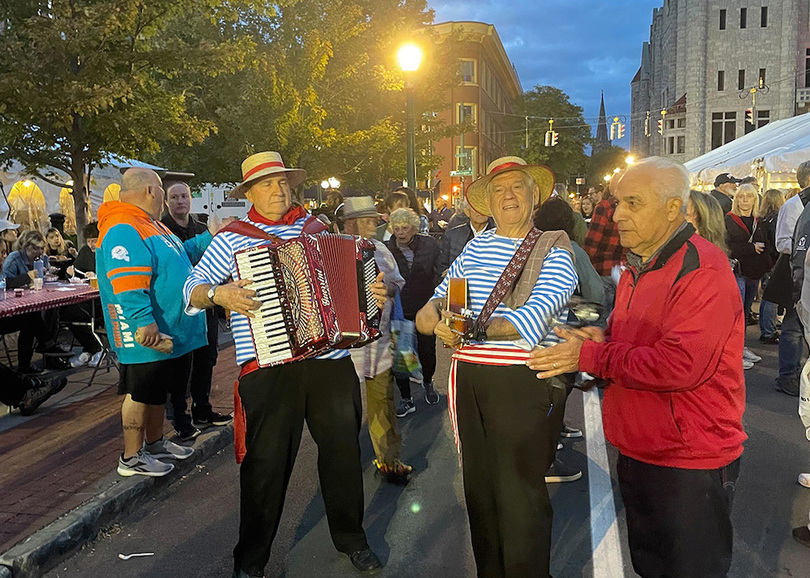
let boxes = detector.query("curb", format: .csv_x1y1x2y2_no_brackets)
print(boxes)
0,425,234,578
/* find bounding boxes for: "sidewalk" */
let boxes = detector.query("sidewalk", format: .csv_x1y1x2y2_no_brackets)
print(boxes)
0,345,238,576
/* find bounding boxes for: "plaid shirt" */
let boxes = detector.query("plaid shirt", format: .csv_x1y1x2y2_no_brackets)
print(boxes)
583,198,627,276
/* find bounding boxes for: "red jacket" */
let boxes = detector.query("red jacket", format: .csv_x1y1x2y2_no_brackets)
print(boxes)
579,225,747,469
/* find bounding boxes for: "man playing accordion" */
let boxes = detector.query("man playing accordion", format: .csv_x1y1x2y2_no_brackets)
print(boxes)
183,152,387,578
416,156,578,577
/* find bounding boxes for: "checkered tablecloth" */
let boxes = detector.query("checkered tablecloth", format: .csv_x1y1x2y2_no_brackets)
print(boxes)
0,283,100,319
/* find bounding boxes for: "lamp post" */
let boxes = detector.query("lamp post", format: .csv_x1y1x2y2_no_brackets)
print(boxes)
398,44,422,190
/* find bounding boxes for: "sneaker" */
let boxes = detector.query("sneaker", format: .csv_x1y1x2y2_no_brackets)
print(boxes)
560,424,583,438
18,376,67,416
424,381,439,405
799,473,810,488
117,450,174,477
88,351,103,367
759,333,779,344
341,547,383,574
69,351,91,368
396,398,415,418
545,457,582,483
143,436,194,460
192,411,234,430
742,348,762,363
173,424,201,442
775,382,800,396
743,359,754,370
793,525,810,548
557,442,563,451
374,459,413,485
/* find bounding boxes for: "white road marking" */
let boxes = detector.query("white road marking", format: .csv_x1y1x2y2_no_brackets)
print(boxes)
584,387,626,577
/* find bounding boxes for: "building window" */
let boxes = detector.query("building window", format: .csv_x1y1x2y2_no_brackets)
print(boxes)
711,111,737,150
759,68,766,88
806,49,810,88
677,136,685,154
718,70,725,91
738,69,746,90
456,103,476,124
720,9,726,30
667,137,675,155
459,59,477,84
677,118,686,128
761,6,768,27
740,7,747,29
757,109,770,128
667,119,675,130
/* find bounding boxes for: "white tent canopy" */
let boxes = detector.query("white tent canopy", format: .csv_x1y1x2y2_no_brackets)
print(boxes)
684,114,810,187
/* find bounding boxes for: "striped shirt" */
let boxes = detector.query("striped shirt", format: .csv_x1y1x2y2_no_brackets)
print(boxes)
432,230,577,359
183,216,349,366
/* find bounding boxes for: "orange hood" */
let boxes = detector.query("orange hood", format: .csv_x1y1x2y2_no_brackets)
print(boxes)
97,201,153,246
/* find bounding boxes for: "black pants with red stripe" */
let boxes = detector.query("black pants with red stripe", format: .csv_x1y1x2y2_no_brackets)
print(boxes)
233,357,368,576
456,362,567,578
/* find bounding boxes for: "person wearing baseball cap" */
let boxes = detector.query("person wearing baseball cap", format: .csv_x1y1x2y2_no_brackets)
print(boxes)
711,173,740,214
0,218,20,244
184,152,387,577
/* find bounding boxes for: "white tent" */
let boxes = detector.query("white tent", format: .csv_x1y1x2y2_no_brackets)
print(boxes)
684,114,810,189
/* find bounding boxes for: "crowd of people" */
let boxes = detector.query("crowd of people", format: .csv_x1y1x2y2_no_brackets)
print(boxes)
3,147,810,577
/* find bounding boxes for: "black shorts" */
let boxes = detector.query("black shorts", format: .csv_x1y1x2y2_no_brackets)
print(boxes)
118,354,192,405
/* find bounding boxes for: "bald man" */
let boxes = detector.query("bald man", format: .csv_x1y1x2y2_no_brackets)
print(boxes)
97,169,219,477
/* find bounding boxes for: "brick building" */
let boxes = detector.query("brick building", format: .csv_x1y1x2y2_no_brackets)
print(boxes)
631,0,810,162
430,21,522,202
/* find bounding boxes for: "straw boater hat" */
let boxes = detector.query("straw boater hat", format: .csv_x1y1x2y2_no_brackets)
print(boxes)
342,196,383,220
465,156,555,217
229,151,307,199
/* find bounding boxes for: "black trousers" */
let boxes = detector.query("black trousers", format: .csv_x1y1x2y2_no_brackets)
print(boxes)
169,309,219,426
233,357,368,576
0,313,52,370
0,364,27,407
617,454,741,578
456,362,567,577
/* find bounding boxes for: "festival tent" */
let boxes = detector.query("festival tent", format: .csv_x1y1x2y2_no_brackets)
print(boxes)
684,114,810,190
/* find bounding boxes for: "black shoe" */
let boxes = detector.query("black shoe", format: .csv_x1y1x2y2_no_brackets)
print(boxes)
424,381,439,405
793,526,810,548
759,333,779,344
775,383,800,397
747,313,759,326
174,424,201,441
44,355,69,370
343,548,383,574
374,459,413,486
560,424,583,438
545,457,582,483
192,411,234,429
18,376,67,416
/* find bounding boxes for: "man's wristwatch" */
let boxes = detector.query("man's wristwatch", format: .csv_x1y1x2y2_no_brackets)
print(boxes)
207,285,218,305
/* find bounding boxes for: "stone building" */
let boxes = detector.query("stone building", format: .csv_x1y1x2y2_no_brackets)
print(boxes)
431,21,522,202
631,0,810,162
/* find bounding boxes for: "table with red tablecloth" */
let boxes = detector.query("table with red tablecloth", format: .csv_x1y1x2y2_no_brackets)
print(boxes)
0,283,99,319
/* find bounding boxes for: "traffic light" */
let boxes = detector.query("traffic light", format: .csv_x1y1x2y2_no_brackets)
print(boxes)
617,123,625,139
544,131,551,147
745,108,754,124
551,132,559,146
451,184,460,195
657,119,664,135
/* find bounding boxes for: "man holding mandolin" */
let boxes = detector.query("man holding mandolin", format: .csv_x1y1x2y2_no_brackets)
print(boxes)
415,156,578,577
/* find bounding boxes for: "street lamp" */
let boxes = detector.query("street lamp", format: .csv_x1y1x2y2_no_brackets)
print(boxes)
327,176,340,189
398,44,422,190
625,156,635,165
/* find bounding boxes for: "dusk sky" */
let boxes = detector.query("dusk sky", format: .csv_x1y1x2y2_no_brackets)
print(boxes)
430,0,664,147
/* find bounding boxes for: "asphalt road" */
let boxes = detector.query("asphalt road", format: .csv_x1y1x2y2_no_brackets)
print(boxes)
45,330,810,578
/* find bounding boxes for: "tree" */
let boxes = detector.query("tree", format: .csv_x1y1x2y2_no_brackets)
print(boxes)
587,145,629,191
0,0,249,242
511,86,592,185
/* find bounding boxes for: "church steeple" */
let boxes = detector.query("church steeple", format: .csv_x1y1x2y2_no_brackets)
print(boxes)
594,91,610,153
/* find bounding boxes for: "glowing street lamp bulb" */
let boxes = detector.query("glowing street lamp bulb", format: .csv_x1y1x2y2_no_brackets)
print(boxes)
328,177,340,189
397,44,422,72
604,174,611,182
613,167,620,174
625,156,635,165
320,180,329,189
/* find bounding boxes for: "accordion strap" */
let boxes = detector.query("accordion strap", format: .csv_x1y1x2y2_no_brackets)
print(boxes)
219,215,327,243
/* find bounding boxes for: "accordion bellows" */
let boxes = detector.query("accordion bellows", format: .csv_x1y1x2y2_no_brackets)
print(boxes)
235,233,381,367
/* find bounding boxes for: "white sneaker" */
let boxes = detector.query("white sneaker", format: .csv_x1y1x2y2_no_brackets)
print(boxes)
799,473,810,488
117,450,174,477
69,351,91,368
742,348,762,363
143,436,194,460
743,359,754,370
88,351,103,367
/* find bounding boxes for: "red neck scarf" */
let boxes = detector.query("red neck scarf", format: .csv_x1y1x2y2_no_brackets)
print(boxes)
248,204,307,226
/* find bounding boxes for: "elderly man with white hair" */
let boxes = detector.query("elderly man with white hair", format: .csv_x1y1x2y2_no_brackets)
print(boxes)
528,156,747,577
416,156,577,577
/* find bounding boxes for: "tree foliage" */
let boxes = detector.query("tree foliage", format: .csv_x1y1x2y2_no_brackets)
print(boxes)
0,0,251,240
587,145,629,191
511,85,591,185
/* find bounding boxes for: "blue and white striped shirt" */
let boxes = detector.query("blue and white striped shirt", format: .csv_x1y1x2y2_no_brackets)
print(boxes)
432,230,578,350
183,216,349,366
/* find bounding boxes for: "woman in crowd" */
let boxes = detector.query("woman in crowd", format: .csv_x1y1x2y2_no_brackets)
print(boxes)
686,190,728,254
580,196,594,221
386,207,440,417
725,183,772,369
45,228,77,258
758,189,785,344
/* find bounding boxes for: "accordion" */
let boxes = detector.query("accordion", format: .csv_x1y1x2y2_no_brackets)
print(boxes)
234,233,381,367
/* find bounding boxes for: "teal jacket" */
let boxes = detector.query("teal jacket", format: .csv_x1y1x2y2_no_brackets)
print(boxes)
96,201,211,364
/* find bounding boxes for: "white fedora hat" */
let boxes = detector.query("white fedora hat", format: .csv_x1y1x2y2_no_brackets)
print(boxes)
229,151,307,199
